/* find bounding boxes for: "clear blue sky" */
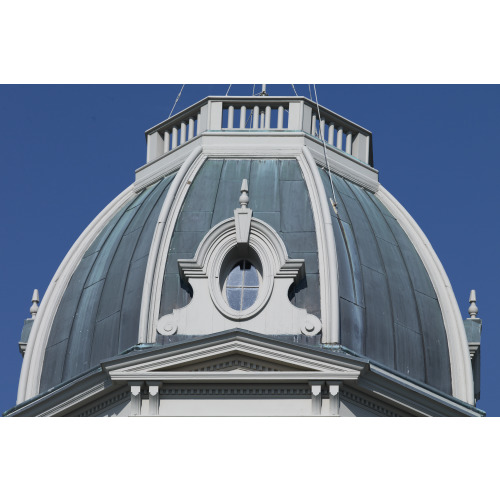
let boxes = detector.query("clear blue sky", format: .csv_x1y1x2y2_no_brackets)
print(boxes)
1,84,498,416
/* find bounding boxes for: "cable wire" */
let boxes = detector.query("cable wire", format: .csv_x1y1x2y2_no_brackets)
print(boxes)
313,84,339,214
168,84,185,119
291,84,299,96
225,84,232,96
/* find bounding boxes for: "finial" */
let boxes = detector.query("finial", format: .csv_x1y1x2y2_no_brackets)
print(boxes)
30,289,40,319
468,290,478,318
239,179,249,208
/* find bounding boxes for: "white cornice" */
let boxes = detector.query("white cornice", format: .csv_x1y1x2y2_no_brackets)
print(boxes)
134,133,379,193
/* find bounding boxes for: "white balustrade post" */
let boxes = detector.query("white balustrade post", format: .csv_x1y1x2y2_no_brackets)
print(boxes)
228,105,234,129
288,101,303,130
172,126,178,149
328,124,335,145
320,119,325,140
240,106,247,128
180,122,187,145
146,131,164,163
352,133,370,164
336,126,343,150
253,106,259,129
265,106,271,129
311,114,317,136
207,100,223,130
163,130,170,154
346,131,352,154
188,118,195,140
197,111,202,135
277,106,284,129
259,110,265,129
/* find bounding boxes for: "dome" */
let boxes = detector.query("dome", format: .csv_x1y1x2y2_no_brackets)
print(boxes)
15,94,476,415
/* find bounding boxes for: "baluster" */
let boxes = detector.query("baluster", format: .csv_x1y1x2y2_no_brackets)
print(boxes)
277,106,284,129
311,114,317,136
197,112,201,136
253,106,259,129
336,126,343,150
180,122,187,145
188,118,195,140
163,130,170,153
260,110,265,129
172,126,178,149
265,106,271,129
240,106,247,128
320,119,325,140
328,124,335,145
346,131,352,154
228,105,234,129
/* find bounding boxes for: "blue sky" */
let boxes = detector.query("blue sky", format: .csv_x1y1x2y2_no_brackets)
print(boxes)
1,84,498,416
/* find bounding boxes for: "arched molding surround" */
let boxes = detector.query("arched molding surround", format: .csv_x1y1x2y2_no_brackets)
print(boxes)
376,187,474,404
157,211,322,337
141,147,340,345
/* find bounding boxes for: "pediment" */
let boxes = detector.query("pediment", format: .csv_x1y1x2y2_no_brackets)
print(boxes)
105,333,365,383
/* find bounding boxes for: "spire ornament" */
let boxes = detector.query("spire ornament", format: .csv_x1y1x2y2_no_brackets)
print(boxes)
30,289,39,319
468,290,478,318
239,178,249,208
234,179,252,245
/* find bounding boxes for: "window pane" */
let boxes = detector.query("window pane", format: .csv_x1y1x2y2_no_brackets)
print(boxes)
227,262,244,286
242,288,258,310
226,288,242,310
244,264,259,287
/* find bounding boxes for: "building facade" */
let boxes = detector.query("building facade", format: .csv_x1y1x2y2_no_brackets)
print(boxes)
6,91,484,416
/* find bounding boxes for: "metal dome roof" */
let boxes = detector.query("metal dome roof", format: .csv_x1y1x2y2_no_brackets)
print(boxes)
18,94,473,406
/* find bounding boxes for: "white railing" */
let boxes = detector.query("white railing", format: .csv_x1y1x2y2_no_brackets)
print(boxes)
146,96,372,166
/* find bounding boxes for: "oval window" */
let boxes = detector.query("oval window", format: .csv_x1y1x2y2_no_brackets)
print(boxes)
225,260,260,311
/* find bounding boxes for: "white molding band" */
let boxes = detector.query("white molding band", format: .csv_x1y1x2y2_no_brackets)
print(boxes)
18,184,136,403
300,146,340,344
376,186,474,404
139,146,204,343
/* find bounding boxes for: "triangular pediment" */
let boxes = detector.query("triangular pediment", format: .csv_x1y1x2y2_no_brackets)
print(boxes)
104,331,365,383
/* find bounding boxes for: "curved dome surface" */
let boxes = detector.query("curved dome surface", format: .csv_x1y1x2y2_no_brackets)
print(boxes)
39,158,451,395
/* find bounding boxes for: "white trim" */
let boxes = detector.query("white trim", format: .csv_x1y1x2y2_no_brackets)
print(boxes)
157,215,321,337
376,186,474,404
109,371,359,383
142,144,339,344
113,339,353,374
18,184,136,403
139,146,204,343
300,146,340,344
135,133,379,195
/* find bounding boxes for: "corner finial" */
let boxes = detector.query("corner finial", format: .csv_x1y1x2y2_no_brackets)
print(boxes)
239,179,249,208
30,289,40,319
468,290,478,318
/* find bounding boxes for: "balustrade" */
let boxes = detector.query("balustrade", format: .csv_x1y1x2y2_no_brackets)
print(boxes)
146,96,372,167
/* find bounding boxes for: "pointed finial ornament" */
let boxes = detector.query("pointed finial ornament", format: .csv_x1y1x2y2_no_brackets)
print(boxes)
239,179,249,208
30,289,40,319
468,289,478,318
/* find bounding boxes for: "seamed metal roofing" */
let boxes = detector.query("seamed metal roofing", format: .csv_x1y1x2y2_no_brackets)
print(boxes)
39,158,451,396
